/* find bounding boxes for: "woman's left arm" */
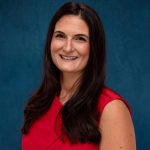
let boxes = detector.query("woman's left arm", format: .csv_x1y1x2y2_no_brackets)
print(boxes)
99,99,136,150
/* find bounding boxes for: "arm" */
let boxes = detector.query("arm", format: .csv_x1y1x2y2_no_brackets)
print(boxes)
99,99,136,150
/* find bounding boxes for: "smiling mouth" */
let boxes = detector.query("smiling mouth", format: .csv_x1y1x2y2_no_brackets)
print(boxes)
59,54,78,61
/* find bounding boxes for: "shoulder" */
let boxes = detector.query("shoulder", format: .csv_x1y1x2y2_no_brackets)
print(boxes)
100,99,132,125
99,99,136,150
98,86,132,116
98,87,136,150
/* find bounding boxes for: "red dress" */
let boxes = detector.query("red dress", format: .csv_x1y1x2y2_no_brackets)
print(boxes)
22,87,131,150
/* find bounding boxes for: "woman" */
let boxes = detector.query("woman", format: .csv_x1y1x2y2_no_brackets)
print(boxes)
21,2,136,150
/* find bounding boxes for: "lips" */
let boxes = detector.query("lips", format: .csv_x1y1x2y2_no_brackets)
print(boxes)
59,54,78,60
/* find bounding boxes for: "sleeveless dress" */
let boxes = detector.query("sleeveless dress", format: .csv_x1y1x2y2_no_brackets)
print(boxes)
22,87,132,150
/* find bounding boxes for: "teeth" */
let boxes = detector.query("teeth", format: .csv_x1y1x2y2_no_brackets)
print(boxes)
60,55,77,60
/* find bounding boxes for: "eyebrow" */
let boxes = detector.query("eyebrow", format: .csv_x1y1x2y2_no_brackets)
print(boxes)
75,34,89,39
53,31,65,35
53,31,89,39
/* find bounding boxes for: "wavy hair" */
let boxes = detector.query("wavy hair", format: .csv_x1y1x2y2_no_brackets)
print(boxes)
21,2,106,144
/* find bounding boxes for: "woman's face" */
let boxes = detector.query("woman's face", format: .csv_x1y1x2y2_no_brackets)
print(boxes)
50,15,90,75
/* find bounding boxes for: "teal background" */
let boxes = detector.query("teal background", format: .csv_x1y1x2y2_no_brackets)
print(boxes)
0,0,150,149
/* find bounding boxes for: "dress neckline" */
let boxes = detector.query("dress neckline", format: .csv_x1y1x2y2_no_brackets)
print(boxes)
55,95,70,106
55,96,63,107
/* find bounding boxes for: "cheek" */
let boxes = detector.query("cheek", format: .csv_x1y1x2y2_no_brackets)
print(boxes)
79,44,90,59
51,39,64,52
51,40,57,53
50,40,58,62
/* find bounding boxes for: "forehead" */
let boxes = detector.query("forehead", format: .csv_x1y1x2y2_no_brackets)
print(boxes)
54,15,89,35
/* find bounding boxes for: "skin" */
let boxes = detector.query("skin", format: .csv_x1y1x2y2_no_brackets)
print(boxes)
99,100,136,150
51,15,136,149
51,15,90,103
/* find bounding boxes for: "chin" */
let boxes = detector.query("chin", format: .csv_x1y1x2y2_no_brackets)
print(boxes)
60,69,76,73
59,68,79,74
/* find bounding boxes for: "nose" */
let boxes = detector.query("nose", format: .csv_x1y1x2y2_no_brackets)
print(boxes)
63,38,73,53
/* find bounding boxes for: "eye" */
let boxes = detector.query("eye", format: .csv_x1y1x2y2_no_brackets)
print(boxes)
54,33,65,39
74,36,87,42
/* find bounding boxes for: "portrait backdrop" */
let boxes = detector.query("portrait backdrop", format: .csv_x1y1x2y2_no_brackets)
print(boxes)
0,0,150,150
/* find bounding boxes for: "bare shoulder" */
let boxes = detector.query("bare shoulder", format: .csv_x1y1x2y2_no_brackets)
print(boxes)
99,99,136,150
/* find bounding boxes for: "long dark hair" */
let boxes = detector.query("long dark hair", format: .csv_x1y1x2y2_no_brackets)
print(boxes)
21,2,106,144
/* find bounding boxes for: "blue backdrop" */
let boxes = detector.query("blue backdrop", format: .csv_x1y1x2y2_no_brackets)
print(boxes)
0,0,150,149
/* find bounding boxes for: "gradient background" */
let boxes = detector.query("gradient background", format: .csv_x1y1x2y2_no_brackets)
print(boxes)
0,0,150,149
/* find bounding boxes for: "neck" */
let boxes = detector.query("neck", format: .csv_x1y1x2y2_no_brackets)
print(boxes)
59,72,82,103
